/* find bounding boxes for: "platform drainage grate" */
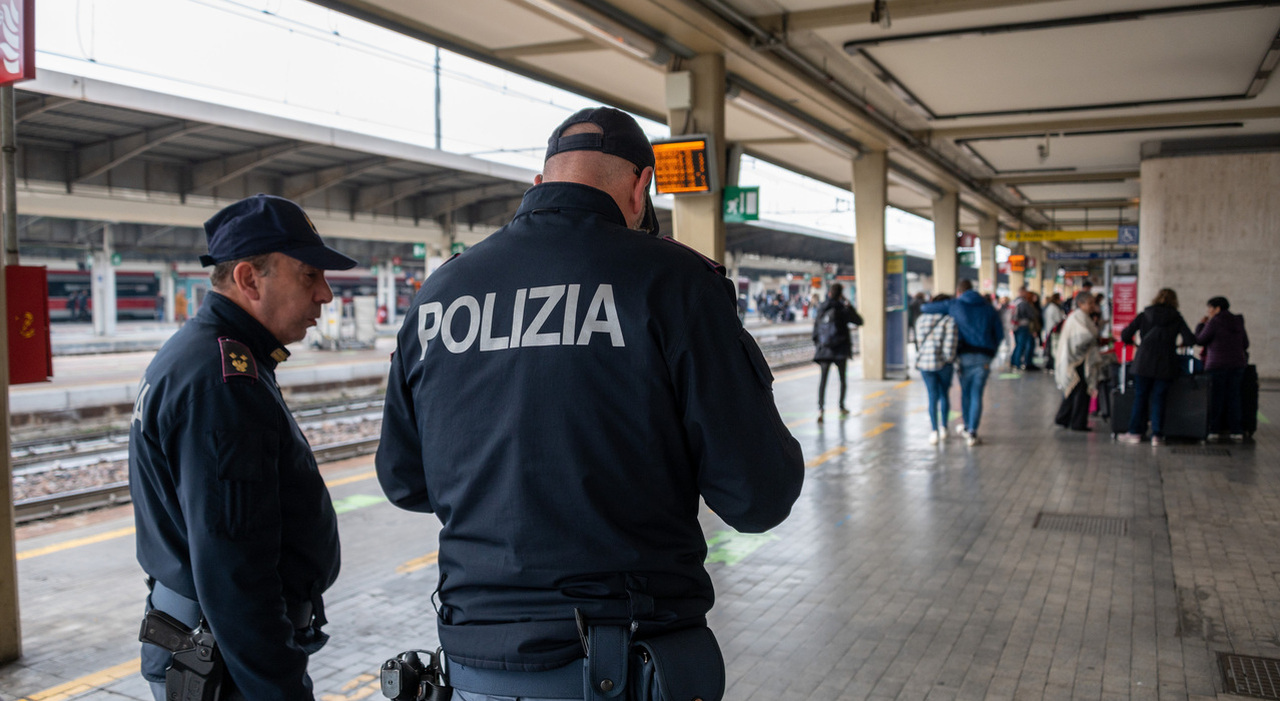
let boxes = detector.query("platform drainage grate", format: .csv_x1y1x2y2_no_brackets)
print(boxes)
1172,447,1232,457
1221,653,1280,699
1033,512,1128,536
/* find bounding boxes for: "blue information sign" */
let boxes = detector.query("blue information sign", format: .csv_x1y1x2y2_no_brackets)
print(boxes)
1117,226,1140,245
885,253,908,375
1047,251,1137,261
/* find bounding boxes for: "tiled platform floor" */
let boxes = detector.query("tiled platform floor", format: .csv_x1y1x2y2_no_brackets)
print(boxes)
1,362,1277,700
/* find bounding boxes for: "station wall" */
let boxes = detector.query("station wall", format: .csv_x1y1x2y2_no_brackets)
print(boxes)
1139,151,1280,378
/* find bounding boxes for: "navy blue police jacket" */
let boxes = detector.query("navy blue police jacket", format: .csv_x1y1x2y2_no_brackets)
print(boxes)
129,291,341,699
376,181,805,671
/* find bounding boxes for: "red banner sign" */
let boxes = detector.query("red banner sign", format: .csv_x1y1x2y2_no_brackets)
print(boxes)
1111,275,1139,362
0,0,35,87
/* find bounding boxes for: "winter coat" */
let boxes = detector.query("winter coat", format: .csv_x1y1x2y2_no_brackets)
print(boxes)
1120,304,1196,379
812,297,863,362
1195,310,1249,371
920,290,1004,357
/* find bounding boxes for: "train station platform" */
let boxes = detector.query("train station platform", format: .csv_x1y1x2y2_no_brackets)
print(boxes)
1,366,1277,701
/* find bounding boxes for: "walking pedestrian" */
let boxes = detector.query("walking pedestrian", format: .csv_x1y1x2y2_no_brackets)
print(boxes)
914,294,958,444
813,282,863,422
920,280,1003,445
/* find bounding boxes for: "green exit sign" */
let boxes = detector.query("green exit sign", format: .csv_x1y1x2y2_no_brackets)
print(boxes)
412,242,427,259
723,186,759,223
450,242,467,256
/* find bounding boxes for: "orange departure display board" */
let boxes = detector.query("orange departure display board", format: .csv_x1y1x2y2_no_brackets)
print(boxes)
652,136,715,194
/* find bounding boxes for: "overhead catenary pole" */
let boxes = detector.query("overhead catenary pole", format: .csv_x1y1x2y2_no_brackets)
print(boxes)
0,82,22,662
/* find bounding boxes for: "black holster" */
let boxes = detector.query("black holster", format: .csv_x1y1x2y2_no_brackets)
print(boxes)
139,608,226,701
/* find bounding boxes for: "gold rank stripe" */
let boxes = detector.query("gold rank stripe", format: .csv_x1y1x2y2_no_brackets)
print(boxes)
14,657,140,701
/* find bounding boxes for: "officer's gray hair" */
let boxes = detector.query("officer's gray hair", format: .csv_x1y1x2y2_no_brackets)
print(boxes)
1073,291,1093,308
211,253,275,290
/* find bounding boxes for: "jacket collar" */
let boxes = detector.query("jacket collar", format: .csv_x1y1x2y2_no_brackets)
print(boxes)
515,182,628,227
198,292,291,370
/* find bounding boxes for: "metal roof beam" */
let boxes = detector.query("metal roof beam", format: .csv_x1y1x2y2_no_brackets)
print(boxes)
755,0,1064,32
282,156,395,201
990,170,1139,185
493,38,599,58
17,96,76,123
189,141,311,194
1024,199,1137,209
354,171,458,211
420,183,525,219
927,106,1280,141
74,121,215,184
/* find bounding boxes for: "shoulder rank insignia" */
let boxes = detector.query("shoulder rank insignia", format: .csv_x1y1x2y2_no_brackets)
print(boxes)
218,337,258,383
660,237,727,276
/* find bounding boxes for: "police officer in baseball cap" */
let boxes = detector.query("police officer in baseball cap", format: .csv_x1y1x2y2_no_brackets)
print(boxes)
377,108,804,700
130,194,353,700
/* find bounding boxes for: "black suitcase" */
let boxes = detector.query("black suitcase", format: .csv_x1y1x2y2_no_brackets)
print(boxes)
1163,372,1213,441
1110,386,1134,436
1241,365,1259,437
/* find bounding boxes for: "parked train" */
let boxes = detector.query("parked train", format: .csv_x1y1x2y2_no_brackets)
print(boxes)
46,266,417,322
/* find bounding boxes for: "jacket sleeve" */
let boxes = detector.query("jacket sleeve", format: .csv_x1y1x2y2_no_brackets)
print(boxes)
1194,319,1214,346
1176,315,1196,347
1120,315,1141,345
171,383,314,700
920,300,948,315
846,304,863,326
668,276,804,533
376,348,433,513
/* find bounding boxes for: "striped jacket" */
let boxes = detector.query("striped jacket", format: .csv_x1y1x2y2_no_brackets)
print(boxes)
914,312,958,372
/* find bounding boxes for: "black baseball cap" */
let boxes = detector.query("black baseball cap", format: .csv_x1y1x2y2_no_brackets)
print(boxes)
200,194,358,270
545,107,660,236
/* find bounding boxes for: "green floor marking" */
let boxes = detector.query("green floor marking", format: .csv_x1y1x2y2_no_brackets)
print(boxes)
1260,412,1270,425
948,410,961,421
333,494,386,514
705,530,778,566
999,372,1022,380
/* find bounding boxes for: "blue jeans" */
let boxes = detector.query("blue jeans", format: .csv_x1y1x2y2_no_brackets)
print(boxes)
921,365,954,431
957,353,992,434
1012,327,1034,368
1209,367,1245,434
1128,375,1172,437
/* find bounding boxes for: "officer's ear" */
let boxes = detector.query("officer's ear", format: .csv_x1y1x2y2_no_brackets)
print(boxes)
232,260,264,301
629,167,652,219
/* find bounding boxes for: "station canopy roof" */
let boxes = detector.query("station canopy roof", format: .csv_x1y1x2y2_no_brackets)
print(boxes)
308,0,1280,250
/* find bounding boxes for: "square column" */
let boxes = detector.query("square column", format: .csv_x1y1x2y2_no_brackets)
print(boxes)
667,54,725,262
979,216,998,295
932,191,959,296
854,151,887,381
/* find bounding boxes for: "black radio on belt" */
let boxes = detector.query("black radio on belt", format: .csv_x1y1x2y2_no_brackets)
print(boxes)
380,648,451,701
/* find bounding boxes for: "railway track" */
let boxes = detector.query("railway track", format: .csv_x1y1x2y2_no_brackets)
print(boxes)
13,436,383,524
13,336,815,524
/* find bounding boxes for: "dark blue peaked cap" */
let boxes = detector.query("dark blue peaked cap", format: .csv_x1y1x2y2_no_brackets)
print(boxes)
545,107,655,170
200,194,358,270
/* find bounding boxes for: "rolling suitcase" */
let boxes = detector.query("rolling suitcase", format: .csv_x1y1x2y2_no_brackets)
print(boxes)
1241,364,1259,438
1163,371,1212,441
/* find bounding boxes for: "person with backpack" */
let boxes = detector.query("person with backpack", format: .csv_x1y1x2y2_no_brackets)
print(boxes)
914,293,958,444
812,283,863,422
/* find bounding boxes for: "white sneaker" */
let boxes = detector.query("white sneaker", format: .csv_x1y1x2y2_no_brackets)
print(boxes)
966,433,981,447
928,430,939,445
939,426,948,440
1206,433,1221,443
1230,434,1245,443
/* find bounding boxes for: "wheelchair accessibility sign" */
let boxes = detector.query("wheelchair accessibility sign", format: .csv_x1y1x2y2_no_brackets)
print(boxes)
1118,226,1140,245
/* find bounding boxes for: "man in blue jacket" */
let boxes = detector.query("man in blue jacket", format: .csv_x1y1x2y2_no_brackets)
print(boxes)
921,279,1004,445
377,107,804,700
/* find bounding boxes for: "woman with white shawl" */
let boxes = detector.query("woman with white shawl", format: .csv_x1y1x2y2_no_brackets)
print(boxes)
1054,292,1110,430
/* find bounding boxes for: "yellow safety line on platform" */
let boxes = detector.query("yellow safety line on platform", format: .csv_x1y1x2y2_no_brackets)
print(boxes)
16,526,136,561
805,446,846,468
16,471,379,561
397,551,439,574
776,368,820,383
893,380,912,389
15,657,139,701
864,422,895,438
325,470,376,488
864,390,886,399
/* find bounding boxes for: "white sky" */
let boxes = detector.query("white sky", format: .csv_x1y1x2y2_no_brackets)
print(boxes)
35,0,945,257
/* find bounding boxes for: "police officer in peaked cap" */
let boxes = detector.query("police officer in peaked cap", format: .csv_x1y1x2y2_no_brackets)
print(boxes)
129,194,354,700
376,108,805,700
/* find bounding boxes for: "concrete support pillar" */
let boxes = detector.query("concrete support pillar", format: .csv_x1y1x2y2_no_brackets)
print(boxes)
667,54,726,262
854,151,887,381
92,225,117,337
162,269,176,323
376,263,397,327
978,216,998,295
932,191,959,297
